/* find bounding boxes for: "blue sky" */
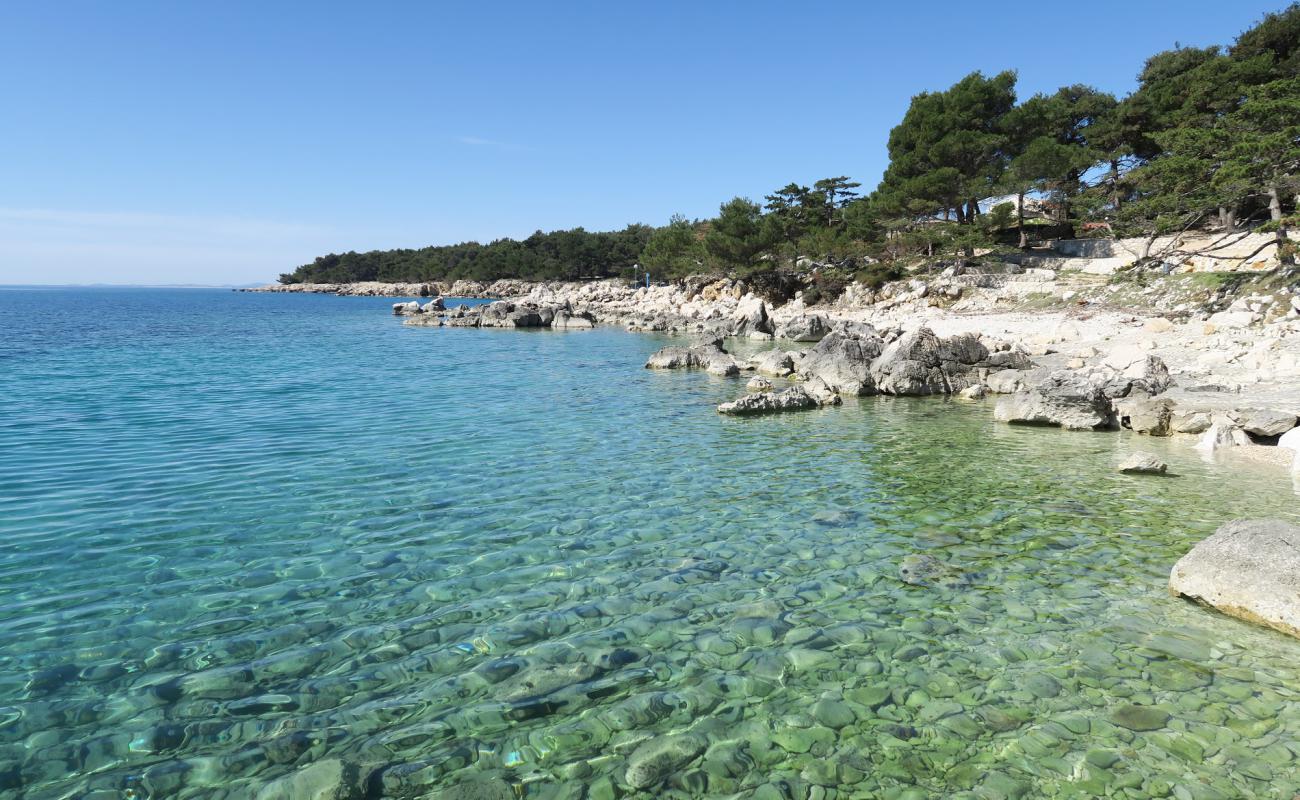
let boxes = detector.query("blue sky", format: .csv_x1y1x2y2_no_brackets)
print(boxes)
0,1,1288,284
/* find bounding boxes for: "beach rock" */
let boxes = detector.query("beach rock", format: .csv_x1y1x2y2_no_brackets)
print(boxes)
986,369,1028,394
645,340,739,377
552,310,595,329
392,301,421,316
993,372,1115,430
1116,397,1175,436
255,759,360,800
1118,453,1168,474
798,323,886,395
420,297,445,313
624,733,706,789
1172,410,1213,434
731,295,774,337
869,327,988,396
718,385,820,416
746,376,774,392
1236,409,1298,438
752,349,795,377
777,314,831,342
1195,422,1250,452
959,384,988,400
1278,427,1300,452
1103,354,1172,399
1169,519,1300,639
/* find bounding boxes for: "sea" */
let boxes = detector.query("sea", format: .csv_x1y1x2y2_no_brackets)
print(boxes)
2,286,1299,799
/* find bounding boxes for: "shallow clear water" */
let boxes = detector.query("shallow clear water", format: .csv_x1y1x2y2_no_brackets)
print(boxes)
2,287,1300,800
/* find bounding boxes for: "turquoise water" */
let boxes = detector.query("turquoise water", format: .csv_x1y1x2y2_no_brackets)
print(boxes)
2,287,1300,800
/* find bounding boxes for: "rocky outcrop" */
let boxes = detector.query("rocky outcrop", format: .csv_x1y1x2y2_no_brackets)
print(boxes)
798,323,886,396
717,377,841,416
994,371,1116,430
552,310,595,329
731,295,775,338
392,301,422,316
869,328,989,396
645,339,740,376
1170,519,1300,639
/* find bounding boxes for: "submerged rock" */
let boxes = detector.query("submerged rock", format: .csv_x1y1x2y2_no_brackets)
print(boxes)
255,759,361,800
746,376,774,392
1118,453,1168,475
1169,519,1300,639
624,733,706,789
1108,705,1169,732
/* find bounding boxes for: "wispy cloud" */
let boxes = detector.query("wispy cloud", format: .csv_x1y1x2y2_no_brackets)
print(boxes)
456,135,530,151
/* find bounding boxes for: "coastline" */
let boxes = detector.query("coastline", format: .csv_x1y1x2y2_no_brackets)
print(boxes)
325,270,1300,478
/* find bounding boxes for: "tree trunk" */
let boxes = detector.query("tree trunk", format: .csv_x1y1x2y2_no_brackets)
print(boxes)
1271,186,1294,267
1109,160,1121,210
1141,233,1157,260
1017,191,1027,249
1218,206,1236,230
954,201,967,226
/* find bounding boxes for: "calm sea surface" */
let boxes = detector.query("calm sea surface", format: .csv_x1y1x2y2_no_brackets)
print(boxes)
2,287,1299,799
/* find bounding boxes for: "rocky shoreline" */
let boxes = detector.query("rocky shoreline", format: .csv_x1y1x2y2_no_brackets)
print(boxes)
376,270,1300,641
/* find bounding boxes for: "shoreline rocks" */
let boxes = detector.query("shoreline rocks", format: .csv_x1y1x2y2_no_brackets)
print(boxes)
1170,519,1300,639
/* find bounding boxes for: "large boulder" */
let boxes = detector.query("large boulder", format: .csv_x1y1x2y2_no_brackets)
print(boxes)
1235,409,1298,438
869,327,988,396
1170,519,1300,639
1116,397,1176,436
1118,452,1168,474
798,323,886,396
392,301,422,316
993,372,1116,430
1101,352,1172,399
751,349,796,377
777,314,831,342
731,295,774,337
553,310,595,329
645,339,740,376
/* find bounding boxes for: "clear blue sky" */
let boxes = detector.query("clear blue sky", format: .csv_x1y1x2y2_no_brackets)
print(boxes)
0,1,1288,284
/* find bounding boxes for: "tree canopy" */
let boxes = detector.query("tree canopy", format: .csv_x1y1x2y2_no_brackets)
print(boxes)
280,5,1300,291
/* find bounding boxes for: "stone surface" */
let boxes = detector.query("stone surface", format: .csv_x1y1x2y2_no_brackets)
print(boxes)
751,349,796,378
1169,519,1300,639
624,733,706,789
869,327,988,396
993,372,1115,430
798,324,885,396
746,376,774,392
1108,705,1169,732
1237,409,1298,438
645,340,739,377
717,383,840,416
1118,453,1168,474
255,759,358,800
777,313,831,342
1172,410,1213,435
1116,397,1176,436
